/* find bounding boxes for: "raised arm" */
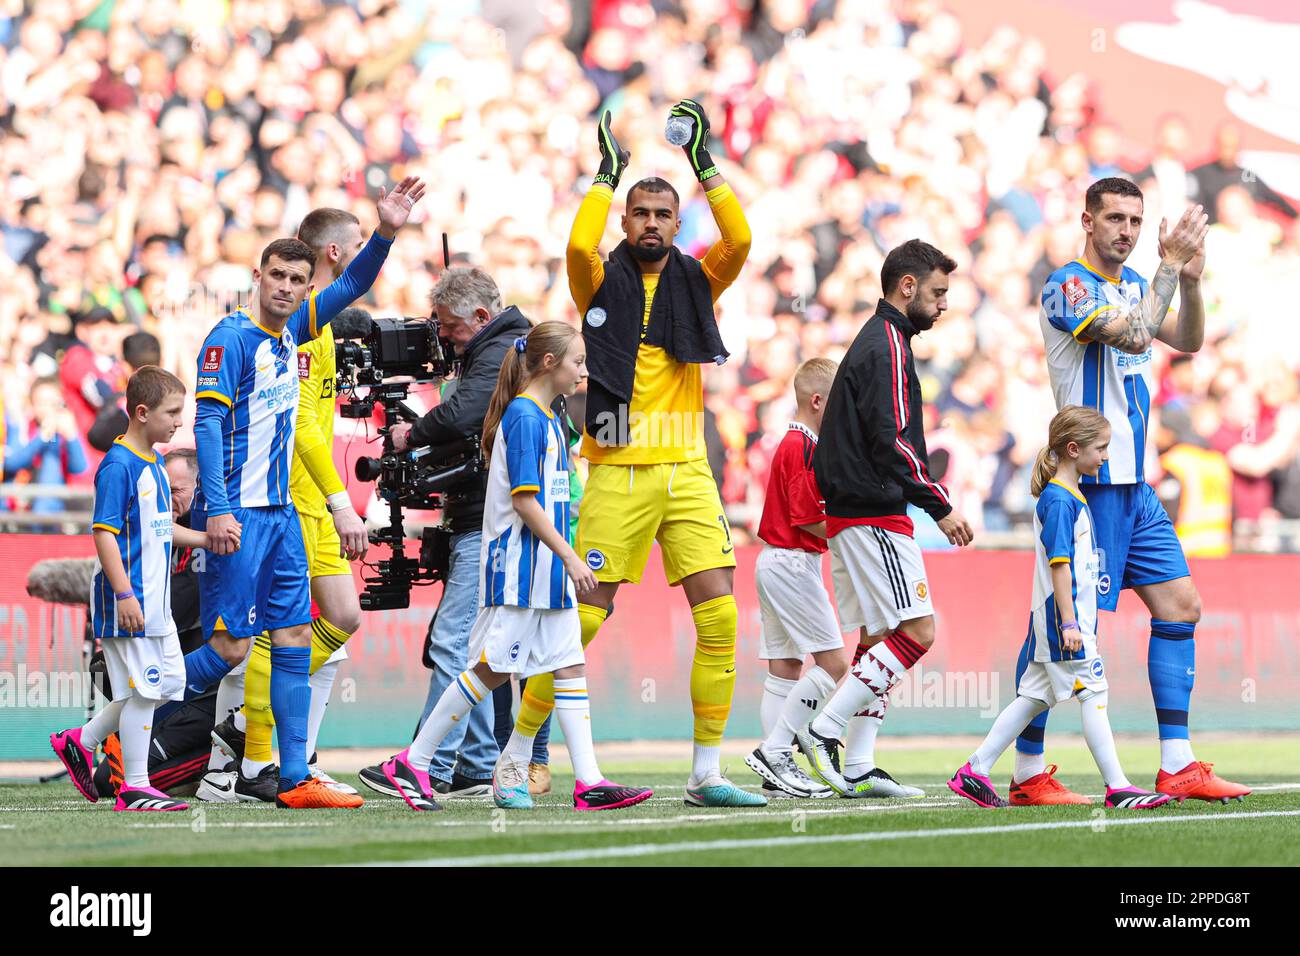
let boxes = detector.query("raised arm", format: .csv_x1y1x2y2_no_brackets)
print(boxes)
1086,205,1209,355
668,98,752,299
1155,215,1207,353
699,183,752,300
567,185,613,315
567,111,628,314
298,176,426,340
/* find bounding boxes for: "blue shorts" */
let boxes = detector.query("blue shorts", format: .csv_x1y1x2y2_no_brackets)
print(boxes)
192,500,311,638
1085,482,1190,612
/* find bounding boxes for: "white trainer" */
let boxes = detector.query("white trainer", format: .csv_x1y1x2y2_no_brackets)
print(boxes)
841,767,926,799
195,766,240,803
744,747,833,798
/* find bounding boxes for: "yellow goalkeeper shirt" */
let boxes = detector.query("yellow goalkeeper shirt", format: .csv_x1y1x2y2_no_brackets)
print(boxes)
569,182,750,465
289,321,344,518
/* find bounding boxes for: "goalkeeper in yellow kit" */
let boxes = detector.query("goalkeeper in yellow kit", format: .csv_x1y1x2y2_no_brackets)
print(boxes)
495,101,765,807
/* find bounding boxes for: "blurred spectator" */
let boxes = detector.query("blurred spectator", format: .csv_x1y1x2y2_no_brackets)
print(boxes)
1191,124,1296,224
54,308,124,469
87,330,162,453
2,377,88,517
1154,406,1232,558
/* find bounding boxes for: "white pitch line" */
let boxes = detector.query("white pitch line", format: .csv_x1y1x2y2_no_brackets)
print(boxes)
379,799,966,830
356,809,1300,867
127,821,339,829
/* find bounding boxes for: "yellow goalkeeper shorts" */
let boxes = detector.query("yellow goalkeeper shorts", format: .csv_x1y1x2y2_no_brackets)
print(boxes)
298,509,352,579
576,458,736,586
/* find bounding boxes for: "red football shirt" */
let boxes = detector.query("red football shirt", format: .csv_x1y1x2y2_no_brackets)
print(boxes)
757,423,828,554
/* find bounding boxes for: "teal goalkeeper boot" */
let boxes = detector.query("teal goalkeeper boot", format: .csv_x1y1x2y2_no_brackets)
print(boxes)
684,772,769,808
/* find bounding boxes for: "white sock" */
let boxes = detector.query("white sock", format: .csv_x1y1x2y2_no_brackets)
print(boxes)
1013,749,1047,784
210,668,245,770
759,673,796,740
812,639,909,737
1079,692,1130,788
502,729,534,767
690,744,721,784
970,696,1050,778
844,716,882,775
845,693,889,774
81,698,126,750
407,669,487,772
1159,738,1195,774
119,695,156,789
241,757,272,777
766,666,835,755
811,680,874,738
233,709,246,732
306,659,340,759
554,678,602,786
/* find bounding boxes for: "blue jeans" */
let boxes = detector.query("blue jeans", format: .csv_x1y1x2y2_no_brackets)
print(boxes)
417,530,498,783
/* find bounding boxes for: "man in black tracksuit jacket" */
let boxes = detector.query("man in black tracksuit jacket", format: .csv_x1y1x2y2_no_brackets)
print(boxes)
796,239,974,797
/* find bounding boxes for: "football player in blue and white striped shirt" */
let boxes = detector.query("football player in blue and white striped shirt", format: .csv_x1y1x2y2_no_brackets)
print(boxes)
1025,178,1247,804
51,367,219,812
382,322,652,812
191,176,424,808
950,406,1172,810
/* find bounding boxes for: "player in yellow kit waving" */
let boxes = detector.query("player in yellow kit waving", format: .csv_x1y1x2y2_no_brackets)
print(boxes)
495,102,764,806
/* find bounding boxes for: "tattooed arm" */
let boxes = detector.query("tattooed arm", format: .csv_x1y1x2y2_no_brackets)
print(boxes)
1156,228,1207,354
1086,261,1181,354
1085,205,1209,355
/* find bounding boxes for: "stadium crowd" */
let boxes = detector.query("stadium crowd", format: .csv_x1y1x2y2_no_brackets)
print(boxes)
2,0,1298,550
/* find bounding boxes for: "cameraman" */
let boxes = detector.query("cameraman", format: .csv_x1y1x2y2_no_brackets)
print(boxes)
368,267,531,798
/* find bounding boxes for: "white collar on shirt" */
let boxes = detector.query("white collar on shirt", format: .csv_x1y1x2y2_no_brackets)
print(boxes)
787,421,818,441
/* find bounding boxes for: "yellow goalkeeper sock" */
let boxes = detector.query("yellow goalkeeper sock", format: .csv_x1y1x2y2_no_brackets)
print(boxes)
515,603,607,737
244,632,275,763
310,616,350,674
690,595,738,746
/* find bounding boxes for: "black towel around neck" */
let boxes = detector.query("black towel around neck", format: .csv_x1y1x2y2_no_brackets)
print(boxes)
581,240,727,445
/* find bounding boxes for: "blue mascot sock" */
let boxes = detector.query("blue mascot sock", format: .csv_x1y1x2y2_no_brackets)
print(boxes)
156,643,233,721
270,646,312,786
1014,628,1047,755
1148,618,1195,740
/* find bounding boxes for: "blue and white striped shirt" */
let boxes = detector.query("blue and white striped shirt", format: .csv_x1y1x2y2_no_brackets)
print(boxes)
91,438,174,639
480,395,574,610
193,231,392,514
1040,258,1154,485
1027,480,1100,663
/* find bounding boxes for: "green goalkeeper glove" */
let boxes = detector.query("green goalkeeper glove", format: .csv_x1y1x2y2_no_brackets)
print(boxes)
670,98,718,182
594,110,631,190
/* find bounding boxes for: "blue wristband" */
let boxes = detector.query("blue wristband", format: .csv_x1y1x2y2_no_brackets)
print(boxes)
114,590,135,602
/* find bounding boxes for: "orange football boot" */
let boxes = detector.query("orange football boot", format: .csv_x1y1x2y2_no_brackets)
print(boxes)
275,777,364,809
102,732,124,798
1155,761,1250,803
1008,764,1092,805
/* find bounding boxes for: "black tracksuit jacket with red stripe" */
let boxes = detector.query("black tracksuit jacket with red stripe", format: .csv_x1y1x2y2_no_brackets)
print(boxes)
813,299,953,523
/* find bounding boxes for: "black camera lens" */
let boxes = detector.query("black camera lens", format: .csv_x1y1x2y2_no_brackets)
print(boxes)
355,456,383,482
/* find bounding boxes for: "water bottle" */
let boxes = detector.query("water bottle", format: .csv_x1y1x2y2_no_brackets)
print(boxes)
665,114,694,146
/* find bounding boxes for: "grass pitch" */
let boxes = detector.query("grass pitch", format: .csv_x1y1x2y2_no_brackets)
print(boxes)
3,735,1297,866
